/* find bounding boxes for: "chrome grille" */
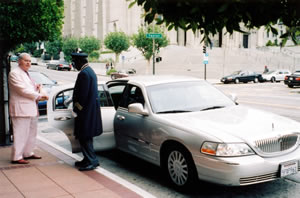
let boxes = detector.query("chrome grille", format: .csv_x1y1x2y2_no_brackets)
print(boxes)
240,172,277,185
255,134,299,153
239,162,300,185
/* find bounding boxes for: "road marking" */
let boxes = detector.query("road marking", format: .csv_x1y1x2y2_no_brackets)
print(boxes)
239,100,300,110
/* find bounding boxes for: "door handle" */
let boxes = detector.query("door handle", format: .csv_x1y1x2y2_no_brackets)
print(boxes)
116,115,125,120
54,116,71,121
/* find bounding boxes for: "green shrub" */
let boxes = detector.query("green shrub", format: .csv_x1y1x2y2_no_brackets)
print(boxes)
106,68,117,75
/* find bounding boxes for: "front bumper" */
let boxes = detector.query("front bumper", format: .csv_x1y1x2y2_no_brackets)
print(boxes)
193,148,300,186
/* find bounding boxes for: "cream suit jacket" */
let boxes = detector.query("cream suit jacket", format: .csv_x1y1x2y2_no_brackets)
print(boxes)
8,66,41,117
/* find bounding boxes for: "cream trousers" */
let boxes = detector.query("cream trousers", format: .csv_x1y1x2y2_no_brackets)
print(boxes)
11,117,38,161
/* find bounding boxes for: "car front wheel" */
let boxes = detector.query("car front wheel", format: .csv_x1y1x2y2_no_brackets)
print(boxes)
253,77,259,83
163,145,197,190
271,77,276,83
288,84,294,88
234,78,239,84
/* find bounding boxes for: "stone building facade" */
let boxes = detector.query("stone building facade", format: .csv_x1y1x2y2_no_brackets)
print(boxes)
62,0,286,49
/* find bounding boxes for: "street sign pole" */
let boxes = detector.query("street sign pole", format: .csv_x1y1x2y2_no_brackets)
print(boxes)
204,64,206,80
153,37,155,75
146,32,162,75
203,52,208,80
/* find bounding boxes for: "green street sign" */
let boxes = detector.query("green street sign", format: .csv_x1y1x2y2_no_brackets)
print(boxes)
146,33,162,38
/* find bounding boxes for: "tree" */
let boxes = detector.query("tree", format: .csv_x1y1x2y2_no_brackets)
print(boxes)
0,0,64,145
132,25,168,63
128,0,300,44
45,39,63,60
104,31,130,64
23,42,38,55
79,36,101,55
62,37,78,62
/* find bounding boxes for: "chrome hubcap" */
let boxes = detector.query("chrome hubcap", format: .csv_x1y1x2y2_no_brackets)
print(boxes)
168,151,188,186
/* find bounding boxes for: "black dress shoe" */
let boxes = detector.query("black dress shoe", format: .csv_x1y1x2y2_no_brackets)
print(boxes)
75,160,88,167
79,164,97,171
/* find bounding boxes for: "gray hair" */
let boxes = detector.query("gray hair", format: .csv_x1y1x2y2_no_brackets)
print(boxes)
18,53,31,60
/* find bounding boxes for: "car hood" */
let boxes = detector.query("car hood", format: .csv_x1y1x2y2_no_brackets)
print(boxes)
157,105,300,144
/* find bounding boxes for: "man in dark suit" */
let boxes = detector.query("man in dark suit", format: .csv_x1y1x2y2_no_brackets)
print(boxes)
71,52,102,171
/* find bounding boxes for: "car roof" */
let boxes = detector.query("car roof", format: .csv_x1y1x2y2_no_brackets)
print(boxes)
110,75,203,87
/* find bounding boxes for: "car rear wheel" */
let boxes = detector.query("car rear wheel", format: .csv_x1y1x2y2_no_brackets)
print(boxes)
234,78,239,84
288,84,294,88
163,144,197,191
271,77,276,83
253,78,259,83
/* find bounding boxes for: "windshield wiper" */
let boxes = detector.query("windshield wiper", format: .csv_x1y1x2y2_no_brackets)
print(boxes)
156,110,192,114
200,106,224,111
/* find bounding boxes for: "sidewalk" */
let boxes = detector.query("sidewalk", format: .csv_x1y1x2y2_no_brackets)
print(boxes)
0,138,155,198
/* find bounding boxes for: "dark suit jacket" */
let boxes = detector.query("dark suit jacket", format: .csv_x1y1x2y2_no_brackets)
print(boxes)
73,66,102,140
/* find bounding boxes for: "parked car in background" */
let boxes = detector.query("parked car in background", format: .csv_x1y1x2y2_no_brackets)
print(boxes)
28,70,57,114
261,69,291,82
10,55,18,62
48,75,300,190
110,68,136,79
46,60,72,71
221,70,263,84
284,70,300,88
31,57,38,65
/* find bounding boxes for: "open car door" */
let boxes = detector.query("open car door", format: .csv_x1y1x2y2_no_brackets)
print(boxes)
47,83,116,153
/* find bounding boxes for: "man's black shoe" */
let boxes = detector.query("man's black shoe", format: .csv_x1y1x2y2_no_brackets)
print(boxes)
75,160,88,167
79,164,98,171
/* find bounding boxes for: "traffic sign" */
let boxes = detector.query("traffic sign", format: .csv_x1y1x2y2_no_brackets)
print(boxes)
146,33,162,38
203,53,209,64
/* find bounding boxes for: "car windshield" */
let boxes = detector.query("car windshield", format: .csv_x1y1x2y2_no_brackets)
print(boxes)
231,70,242,75
29,72,55,85
147,81,235,113
265,70,275,74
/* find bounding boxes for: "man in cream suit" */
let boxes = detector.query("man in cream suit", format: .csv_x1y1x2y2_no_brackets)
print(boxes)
8,53,48,164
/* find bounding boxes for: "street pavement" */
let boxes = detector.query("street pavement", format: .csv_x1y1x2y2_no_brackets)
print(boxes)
0,124,156,198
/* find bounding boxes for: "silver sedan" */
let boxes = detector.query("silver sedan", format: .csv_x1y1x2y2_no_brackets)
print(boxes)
48,76,300,190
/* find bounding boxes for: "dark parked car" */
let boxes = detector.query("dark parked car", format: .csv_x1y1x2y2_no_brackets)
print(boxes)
46,60,72,71
284,70,300,88
221,70,263,84
28,70,57,114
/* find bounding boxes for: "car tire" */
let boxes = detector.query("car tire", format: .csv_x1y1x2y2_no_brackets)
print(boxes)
162,144,197,191
271,77,276,83
234,78,239,84
253,78,259,83
288,84,294,88
56,66,59,71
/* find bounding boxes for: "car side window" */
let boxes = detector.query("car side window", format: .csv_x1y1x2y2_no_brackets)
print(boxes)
108,84,126,109
54,89,73,110
98,85,114,107
119,85,145,109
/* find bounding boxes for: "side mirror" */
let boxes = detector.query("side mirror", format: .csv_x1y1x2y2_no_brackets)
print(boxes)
128,103,149,116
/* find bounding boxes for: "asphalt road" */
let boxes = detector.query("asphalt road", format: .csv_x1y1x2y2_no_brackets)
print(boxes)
34,64,300,198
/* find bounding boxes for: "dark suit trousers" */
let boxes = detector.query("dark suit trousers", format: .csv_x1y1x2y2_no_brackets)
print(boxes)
78,138,98,166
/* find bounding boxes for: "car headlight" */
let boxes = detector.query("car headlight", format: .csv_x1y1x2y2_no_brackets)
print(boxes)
201,142,255,157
